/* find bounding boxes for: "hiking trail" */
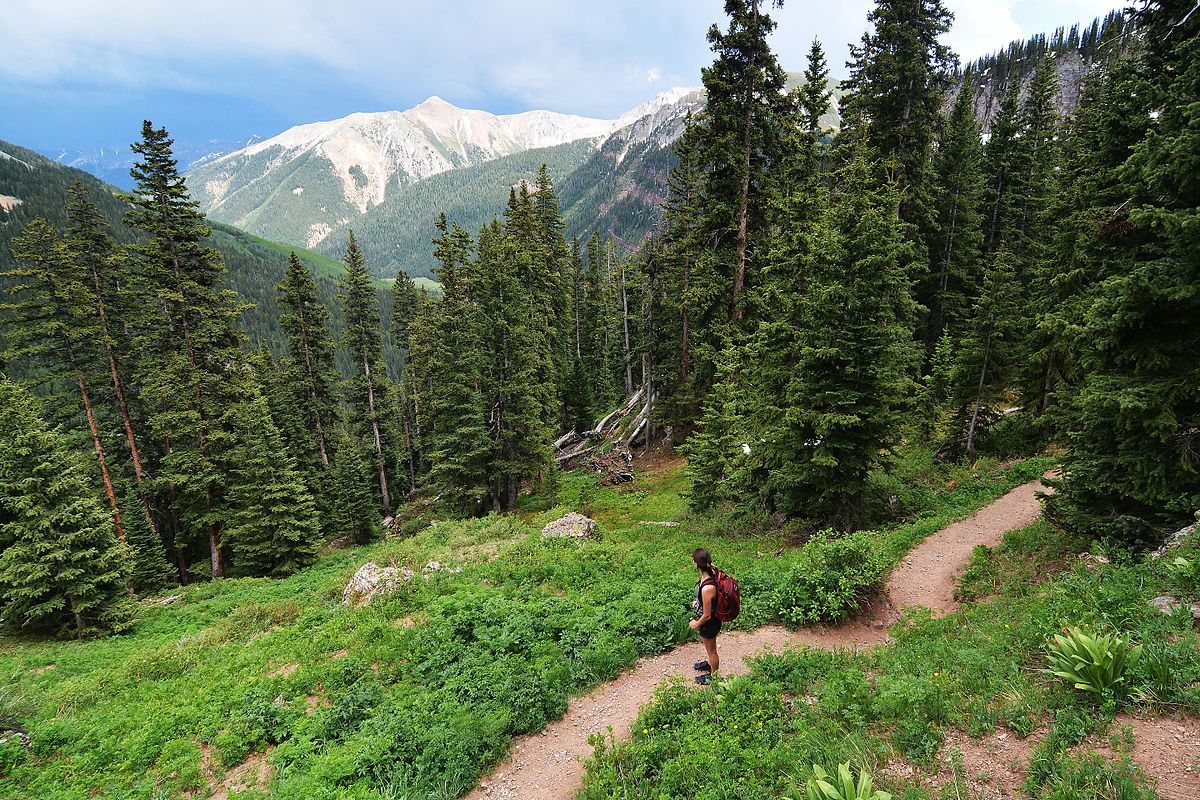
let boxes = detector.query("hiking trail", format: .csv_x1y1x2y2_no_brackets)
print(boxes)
467,477,1050,800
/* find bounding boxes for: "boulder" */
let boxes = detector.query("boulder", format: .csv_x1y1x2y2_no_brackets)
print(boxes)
341,562,414,608
541,513,596,541
1148,595,1200,620
1151,514,1199,560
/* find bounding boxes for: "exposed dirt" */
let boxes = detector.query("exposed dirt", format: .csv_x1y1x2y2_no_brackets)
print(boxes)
883,477,1049,617
467,477,1052,800
1103,714,1200,800
932,727,1046,799
267,662,299,678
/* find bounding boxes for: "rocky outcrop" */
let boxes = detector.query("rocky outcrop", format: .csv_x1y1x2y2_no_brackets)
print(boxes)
341,562,414,608
541,513,596,541
1151,514,1199,560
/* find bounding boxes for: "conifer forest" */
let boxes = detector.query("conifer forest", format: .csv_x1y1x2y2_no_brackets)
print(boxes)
0,1,1198,799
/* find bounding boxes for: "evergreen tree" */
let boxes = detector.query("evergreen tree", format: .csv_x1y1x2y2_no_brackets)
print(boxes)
220,395,322,576
2,218,126,547
697,0,794,327
981,79,1024,256
765,144,918,525
924,71,986,350
277,252,337,469
64,182,157,541
329,423,382,545
657,120,707,426
840,0,955,237
119,487,174,594
479,213,557,511
945,247,1023,458
338,230,392,513
1047,2,1200,542
125,121,251,579
425,216,491,513
0,378,131,636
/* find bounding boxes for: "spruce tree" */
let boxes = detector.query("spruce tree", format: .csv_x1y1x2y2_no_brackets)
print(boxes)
657,120,707,426
0,378,131,636
925,71,986,350
338,230,392,513
277,252,337,469
3,218,126,547
479,212,557,511
840,0,955,241
767,143,918,525
697,0,794,325
425,216,491,513
1047,3,1200,542
120,487,174,594
981,79,1024,257
125,121,251,579
64,183,162,559
946,247,1023,459
329,423,382,545
220,395,322,576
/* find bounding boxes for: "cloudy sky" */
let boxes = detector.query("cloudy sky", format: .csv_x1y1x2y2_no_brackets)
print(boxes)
0,0,1123,153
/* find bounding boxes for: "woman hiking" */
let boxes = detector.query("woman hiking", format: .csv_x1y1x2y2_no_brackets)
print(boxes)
689,547,721,685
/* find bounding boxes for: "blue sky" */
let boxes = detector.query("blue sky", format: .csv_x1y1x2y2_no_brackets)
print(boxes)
0,0,1123,154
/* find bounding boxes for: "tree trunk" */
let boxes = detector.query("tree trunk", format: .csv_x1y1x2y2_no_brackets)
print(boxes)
75,372,125,547
965,329,993,457
620,262,633,395
363,356,391,512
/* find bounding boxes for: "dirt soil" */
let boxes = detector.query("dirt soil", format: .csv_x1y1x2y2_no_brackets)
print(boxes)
467,477,1052,800
1106,714,1200,800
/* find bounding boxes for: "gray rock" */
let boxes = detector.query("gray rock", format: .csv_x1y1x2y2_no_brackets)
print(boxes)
341,561,414,608
1078,552,1111,570
1151,514,1199,560
1148,595,1200,620
541,513,597,540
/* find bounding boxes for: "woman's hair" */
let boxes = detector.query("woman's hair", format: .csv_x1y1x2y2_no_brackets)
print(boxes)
692,547,716,576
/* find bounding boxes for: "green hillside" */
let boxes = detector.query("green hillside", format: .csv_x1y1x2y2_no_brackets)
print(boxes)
0,139,348,352
332,139,595,279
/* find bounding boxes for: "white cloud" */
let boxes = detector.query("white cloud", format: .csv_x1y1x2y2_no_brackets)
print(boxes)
943,0,1024,62
0,0,1127,123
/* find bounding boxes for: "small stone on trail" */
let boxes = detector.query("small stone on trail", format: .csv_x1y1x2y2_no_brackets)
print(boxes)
541,513,596,540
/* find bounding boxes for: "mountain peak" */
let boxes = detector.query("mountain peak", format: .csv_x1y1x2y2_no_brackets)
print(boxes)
413,95,458,112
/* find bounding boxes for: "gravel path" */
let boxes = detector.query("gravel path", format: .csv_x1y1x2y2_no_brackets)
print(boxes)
466,477,1051,800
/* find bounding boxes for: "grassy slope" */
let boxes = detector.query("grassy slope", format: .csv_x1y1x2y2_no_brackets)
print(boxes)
0,452,1053,800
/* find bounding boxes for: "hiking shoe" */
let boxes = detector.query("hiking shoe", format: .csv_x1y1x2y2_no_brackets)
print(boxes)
693,660,711,672
695,673,713,685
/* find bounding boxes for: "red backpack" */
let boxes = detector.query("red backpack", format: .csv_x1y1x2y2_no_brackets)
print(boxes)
703,569,741,622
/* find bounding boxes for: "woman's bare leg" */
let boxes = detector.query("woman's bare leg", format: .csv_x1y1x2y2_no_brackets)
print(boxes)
702,635,719,674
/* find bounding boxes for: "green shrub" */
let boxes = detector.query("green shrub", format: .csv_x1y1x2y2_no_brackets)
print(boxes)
770,532,885,625
1044,626,1142,700
796,762,892,800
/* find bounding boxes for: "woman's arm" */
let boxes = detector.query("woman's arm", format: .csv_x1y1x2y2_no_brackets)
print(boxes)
689,584,717,629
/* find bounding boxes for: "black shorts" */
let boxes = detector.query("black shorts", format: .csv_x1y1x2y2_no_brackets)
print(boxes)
697,617,722,639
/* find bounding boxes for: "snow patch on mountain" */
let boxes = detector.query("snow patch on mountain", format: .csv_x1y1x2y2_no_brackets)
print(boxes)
0,149,33,170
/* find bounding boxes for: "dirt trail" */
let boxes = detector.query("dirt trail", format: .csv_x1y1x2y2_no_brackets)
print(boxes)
468,477,1053,800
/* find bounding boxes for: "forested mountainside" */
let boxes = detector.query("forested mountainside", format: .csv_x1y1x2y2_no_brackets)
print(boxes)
338,140,595,279
954,9,1135,131
0,139,350,353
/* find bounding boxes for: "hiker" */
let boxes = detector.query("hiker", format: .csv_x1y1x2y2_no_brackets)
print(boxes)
689,547,722,685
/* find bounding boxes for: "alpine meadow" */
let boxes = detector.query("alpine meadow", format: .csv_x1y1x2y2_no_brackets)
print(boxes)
1,1,1199,799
